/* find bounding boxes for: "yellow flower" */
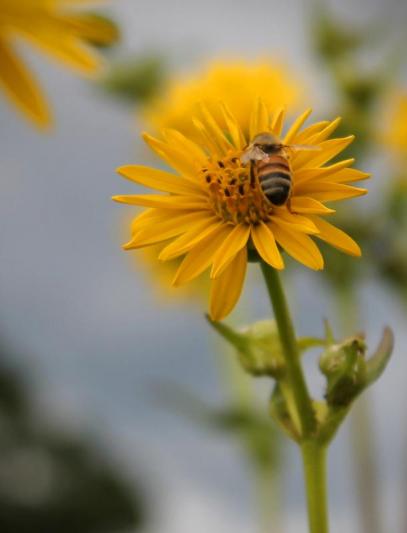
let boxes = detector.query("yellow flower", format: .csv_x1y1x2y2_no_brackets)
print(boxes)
143,59,301,139
0,0,117,127
137,242,210,303
383,90,407,159
114,101,368,321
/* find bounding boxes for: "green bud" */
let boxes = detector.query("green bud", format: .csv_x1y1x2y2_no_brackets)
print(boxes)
320,335,367,407
320,328,394,408
208,319,285,378
239,321,286,377
208,318,324,380
317,327,394,444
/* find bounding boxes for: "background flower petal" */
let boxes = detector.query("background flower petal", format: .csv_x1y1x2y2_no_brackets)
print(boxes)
0,37,50,127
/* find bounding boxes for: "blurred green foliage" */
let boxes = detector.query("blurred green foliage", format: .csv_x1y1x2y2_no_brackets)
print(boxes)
311,2,407,308
0,338,146,533
101,54,167,104
312,3,390,158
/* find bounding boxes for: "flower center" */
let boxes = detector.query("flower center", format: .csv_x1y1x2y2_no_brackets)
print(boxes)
201,150,272,225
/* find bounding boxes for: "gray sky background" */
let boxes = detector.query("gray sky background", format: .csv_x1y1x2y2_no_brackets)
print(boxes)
0,0,406,532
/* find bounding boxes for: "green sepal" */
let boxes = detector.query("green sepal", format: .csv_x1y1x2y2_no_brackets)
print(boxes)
208,317,323,380
365,327,394,387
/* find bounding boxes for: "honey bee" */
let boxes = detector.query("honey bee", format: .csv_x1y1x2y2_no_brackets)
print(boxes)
241,132,318,207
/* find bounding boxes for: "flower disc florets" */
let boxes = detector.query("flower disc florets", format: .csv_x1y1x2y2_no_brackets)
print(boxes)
202,151,272,225
114,100,369,320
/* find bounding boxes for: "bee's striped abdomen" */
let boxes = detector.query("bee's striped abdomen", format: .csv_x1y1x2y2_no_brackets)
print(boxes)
256,155,292,206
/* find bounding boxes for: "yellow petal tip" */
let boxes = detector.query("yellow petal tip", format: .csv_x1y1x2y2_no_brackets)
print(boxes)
116,165,132,177
112,195,129,204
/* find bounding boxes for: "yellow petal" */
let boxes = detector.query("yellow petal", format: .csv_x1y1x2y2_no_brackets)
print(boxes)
131,208,162,233
220,102,246,149
20,31,101,74
251,222,284,269
272,224,324,270
192,117,223,157
209,247,247,321
292,136,355,170
270,107,286,136
295,182,368,202
270,210,319,234
162,129,207,166
199,102,232,153
210,224,251,278
112,194,209,210
173,224,233,286
159,218,222,260
311,217,361,257
322,168,370,184
56,13,119,45
124,211,211,249
0,37,50,127
142,133,200,179
249,97,270,139
305,117,341,145
117,165,204,196
60,0,109,4
293,121,330,144
290,197,335,215
293,159,355,184
283,108,312,144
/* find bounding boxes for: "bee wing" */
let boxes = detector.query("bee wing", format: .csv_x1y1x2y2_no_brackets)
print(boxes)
240,145,266,164
285,144,321,152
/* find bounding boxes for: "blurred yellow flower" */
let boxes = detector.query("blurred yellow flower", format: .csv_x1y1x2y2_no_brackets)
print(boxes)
138,242,209,302
384,91,407,159
114,101,368,321
0,0,117,127
143,59,301,138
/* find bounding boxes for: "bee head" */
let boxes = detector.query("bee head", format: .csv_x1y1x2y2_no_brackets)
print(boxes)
252,132,281,154
241,132,282,164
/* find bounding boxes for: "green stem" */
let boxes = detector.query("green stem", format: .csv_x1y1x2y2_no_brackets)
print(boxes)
301,441,329,533
260,262,315,438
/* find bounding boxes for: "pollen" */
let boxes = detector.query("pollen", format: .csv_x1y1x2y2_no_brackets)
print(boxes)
201,151,272,225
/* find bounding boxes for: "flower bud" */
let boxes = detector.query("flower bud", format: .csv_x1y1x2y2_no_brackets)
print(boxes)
320,327,394,408
208,319,285,378
320,335,367,407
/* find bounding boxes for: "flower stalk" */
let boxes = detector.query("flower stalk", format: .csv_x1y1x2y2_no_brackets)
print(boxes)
260,262,315,438
260,262,328,532
301,441,329,533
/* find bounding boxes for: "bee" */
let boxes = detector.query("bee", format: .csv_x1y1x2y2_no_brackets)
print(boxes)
240,132,318,207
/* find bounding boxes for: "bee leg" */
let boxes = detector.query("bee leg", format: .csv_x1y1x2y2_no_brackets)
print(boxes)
250,164,256,187
286,197,292,212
